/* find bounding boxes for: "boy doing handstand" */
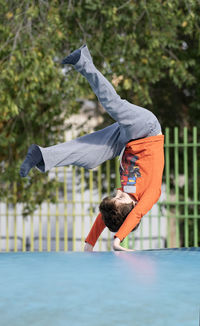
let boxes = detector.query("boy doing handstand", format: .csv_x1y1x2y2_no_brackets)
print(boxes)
20,45,164,251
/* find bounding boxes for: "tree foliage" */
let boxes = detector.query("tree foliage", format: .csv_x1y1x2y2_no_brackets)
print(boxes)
0,0,200,216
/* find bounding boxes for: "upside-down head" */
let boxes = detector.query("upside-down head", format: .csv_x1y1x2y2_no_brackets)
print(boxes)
99,190,140,232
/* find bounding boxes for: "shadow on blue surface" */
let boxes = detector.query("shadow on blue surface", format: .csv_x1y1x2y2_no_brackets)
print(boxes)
0,248,199,326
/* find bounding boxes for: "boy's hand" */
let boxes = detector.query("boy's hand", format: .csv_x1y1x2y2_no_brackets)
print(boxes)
113,237,135,251
84,243,94,252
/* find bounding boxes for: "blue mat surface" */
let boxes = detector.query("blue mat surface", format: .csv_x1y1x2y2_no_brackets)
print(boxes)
0,248,199,326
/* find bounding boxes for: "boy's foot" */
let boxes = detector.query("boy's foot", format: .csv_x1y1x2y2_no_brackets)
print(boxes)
61,48,81,65
20,144,43,177
61,44,92,65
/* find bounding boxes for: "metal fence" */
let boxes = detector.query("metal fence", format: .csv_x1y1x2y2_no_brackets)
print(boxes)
164,127,200,248
0,127,199,251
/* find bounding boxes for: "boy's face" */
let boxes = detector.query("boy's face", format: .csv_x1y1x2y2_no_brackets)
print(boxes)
113,189,136,206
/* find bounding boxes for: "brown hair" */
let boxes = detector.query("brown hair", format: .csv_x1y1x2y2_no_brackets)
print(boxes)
99,196,140,232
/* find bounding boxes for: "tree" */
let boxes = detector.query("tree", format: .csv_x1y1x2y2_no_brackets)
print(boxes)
0,0,199,227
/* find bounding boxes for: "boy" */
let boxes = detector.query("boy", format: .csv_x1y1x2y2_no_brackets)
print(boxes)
20,45,164,251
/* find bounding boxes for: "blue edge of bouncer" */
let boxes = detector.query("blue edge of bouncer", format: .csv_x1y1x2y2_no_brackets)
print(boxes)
0,247,199,326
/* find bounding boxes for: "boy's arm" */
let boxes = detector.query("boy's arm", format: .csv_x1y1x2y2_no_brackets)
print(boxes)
85,212,106,249
114,188,161,242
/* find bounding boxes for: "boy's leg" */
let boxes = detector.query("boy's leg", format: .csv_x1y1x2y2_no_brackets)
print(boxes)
36,123,125,173
62,45,161,141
